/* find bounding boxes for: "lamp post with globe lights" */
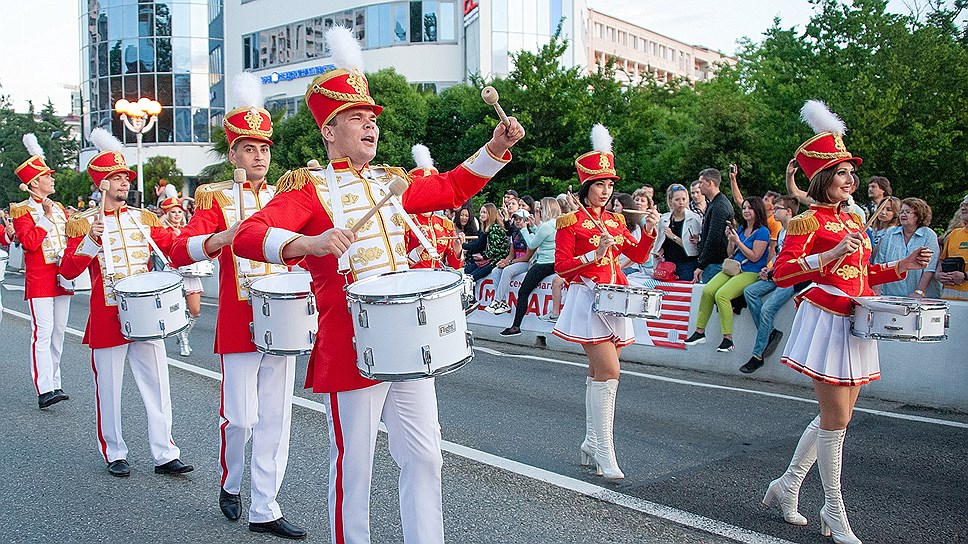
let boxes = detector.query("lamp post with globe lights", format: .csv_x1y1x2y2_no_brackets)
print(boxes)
114,98,162,207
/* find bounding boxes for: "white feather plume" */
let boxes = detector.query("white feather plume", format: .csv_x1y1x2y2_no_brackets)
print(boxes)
326,26,364,71
800,100,847,136
22,133,45,158
230,71,265,109
590,124,613,154
89,127,125,153
411,144,434,170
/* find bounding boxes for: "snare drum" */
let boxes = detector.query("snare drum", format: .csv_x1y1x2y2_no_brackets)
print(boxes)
248,272,317,355
850,296,949,342
179,260,215,278
346,269,473,381
114,271,188,340
57,268,92,292
592,284,663,319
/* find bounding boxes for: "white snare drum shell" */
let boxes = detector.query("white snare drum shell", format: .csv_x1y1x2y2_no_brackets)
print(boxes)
592,284,662,319
850,296,949,342
249,272,317,355
114,271,188,340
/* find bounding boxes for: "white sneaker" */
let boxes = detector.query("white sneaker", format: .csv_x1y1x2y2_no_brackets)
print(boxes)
539,313,559,323
493,301,511,315
484,302,498,314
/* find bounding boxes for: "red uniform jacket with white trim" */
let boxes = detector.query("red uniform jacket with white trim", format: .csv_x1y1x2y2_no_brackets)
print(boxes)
10,198,71,299
169,180,288,354
406,213,464,269
554,208,656,286
60,206,174,348
233,146,510,393
772,204,905,316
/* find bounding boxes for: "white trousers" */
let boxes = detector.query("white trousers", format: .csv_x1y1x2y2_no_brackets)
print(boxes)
28,296,71,395
323,379,444,544
91,341,180,465
219,352,296,523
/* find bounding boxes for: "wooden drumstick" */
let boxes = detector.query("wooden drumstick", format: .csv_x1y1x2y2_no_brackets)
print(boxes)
829,198,891,271
349,177,409,234
233,168,246,220
481,86,511,127
18,183,44,201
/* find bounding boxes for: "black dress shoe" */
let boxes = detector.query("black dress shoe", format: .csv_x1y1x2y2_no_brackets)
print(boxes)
249,517,307,540
154,459,194,475
38,390,69,409
107,459,131,477
219,488,242,521
54,389,70,401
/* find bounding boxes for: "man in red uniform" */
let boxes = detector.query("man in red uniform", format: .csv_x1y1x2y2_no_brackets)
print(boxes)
233,26,525,544
59,129,193,478
405,212,464,269
168,72,306,540
11,134,72,409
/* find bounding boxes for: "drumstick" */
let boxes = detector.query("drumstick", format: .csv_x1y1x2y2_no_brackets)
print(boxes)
18,183,44,201
481,86,511,127
830,198,892,271
349,177,409,234
98,180,110,222
233,168,246,220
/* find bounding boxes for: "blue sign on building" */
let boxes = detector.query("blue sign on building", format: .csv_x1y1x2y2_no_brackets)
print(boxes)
262,65,337,84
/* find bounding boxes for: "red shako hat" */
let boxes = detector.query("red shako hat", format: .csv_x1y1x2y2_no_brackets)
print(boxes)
86,128,136,187
575,124,619,185
15,134,54,186
223,71,273,147
305,26,383,129
794,100,863,181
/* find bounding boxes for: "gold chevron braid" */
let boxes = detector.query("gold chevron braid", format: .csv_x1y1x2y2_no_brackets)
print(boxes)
574,151,615,176
88,152,130,172
795,132,852,160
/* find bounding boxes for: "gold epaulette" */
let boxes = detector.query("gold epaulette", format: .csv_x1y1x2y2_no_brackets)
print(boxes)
441,216,455,231
139,208,163,227
786,210,819,236
848,212,864,226
556,212,578,229
193,181,234,210
378,165,414,186
275,168,318,193
65,208,98,238
9,201,30,219
613,212,627,227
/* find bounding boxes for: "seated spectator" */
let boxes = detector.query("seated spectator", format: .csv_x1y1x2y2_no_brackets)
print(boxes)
541,275,567,323
639,183,655,202
870,196,900,254
502,196,519,230
464,203,509,281
874,197,940,298
632,188,652,213
520,195,534,214
689,179,707,218
653,184,702,281
685,196,770,352
499,198,562,336
727,163,783,261
454,203,481,262
740,195,801,373
486,210,533,314
612,193,645,275
936,194,968,300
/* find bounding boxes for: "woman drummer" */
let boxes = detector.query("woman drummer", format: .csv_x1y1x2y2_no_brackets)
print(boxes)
552,125,659,479
762,101,930,543
160,196,202,356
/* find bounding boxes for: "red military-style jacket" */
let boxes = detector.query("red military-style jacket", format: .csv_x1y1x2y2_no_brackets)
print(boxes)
233,146,510,393
405,213,464,269
169,179,289,354
60,206,174,348
554,208,656,286
773,203,906,316
10,198,71,299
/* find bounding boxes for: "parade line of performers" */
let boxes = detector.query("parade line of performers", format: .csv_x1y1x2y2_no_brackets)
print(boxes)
5,27,936,544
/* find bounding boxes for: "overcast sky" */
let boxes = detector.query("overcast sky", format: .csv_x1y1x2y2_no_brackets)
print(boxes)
0,0,949,116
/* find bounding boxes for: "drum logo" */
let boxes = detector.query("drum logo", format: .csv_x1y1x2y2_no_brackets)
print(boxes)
170,303,181,313
438,321,457,337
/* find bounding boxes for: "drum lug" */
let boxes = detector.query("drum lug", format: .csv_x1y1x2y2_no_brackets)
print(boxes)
363,347,373,371
262,298,270,317
124,322,131,335
155,294,162,309
417,301,427,326
265,330,272,346
916,314,922,333
307,294,316,315
358,308,369,328
944,312,950,330
421,345,433,372
465,330,474,350
120,297,127,312
309,330,316,344
249,322,254,342
159,320,166,333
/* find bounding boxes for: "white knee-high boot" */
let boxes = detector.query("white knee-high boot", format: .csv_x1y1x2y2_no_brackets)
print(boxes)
763,415,820,525
580,377,597,466
178,316,196,357
589,379,623,479
817,428,861,544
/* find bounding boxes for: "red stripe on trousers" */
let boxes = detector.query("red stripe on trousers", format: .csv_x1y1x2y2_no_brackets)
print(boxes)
218,355,230,487
330,392,346,544
91,351,109,462
29,299,40,394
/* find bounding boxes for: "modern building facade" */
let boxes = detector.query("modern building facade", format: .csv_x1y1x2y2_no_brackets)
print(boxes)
78,0,225,177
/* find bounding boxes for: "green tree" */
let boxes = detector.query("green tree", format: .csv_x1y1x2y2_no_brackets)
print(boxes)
142,155,184,200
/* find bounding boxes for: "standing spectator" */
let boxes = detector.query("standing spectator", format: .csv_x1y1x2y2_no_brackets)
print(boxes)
936,194,968,300
464,203,509,281
870,196,900,253
557,193,574,214
639,184,655,202
485,209,532,314
520,195,534,214
499,197,561,336
864,176,892,218
740,195,801,373
874,198,940,298
502,196,519,229
727,163,784,262
653,184,702,281
686,197,770,352
632,188,652,213
690,180,707,218
693,168,734,283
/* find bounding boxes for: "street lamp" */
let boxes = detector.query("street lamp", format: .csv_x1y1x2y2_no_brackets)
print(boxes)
114,97,162,207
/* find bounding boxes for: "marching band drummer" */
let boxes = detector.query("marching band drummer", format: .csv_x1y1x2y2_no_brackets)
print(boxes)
406,145,464,270
168,72,304,540
11,133,73,409
761,101,930,544
159,196,202,357
552,125,659,480
232,27,524,544
58,128,193,479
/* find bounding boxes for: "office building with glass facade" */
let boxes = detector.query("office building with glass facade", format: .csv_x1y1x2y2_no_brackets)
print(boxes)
79,0,225,177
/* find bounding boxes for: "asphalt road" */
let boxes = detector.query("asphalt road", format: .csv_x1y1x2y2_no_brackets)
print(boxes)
1,271,965,544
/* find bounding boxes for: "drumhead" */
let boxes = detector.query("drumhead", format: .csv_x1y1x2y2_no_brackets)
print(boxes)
347,269,463,301
114,270,183,294
249,272,313,297
854,295,948,311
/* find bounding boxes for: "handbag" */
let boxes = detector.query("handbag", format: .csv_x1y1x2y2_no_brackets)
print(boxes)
722,258,744,276
472,254,492,267
652,261,678,281
941,256,965,273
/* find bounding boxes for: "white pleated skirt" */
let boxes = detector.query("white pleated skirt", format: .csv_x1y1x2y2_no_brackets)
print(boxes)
781,301,880,386
553,282,634,346
182,276,203,295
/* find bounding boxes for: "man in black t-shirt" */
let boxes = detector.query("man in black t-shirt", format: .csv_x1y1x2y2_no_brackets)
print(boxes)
692,168,735,283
